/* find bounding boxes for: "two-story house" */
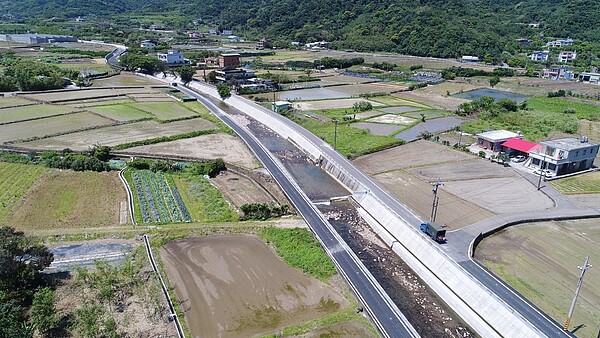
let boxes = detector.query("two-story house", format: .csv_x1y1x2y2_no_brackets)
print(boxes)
529,137,599,176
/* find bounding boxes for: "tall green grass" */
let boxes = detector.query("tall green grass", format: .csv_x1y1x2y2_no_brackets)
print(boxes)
259,227,337,281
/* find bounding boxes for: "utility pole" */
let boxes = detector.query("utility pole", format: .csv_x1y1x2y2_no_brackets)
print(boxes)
564,256,592,331
430,180,443,222
457,127,462,146
333,119,339,150
537,154,547,190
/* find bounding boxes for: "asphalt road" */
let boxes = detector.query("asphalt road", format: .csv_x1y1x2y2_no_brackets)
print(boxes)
178,86,419,338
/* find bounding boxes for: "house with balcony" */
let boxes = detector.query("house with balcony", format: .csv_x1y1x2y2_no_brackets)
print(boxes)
157,50,186,64
528,137,599,176
546,38,574,47
529,50,549,62
558,51,577,63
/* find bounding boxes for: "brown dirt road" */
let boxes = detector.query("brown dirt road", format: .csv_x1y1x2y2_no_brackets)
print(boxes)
159,235,349,337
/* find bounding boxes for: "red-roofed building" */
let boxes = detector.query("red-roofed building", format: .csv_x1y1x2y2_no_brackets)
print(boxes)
501,138,541,156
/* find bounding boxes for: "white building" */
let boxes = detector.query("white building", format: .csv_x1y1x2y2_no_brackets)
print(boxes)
546,38,574,47
529,137,599,176
140,40,156,49
578,72,600,84
461,55,479,63
222,29,234,36
157,50,185,64
558,51,577,63
529,50,550,62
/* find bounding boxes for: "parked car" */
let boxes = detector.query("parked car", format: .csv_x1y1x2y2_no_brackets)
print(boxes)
512,155,526,163
533,169,555,177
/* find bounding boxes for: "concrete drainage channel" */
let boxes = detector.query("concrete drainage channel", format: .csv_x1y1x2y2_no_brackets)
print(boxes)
143,235,185,338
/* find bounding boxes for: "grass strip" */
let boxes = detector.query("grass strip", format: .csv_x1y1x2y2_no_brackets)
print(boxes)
258,227,337,281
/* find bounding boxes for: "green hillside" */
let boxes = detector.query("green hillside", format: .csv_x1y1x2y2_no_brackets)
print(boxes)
1,0,599,59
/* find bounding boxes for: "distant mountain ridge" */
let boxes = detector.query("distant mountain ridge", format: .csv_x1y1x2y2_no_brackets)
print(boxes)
2,0,599,58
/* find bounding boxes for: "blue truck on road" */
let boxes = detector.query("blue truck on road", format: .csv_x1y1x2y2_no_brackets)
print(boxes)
420,221,446,243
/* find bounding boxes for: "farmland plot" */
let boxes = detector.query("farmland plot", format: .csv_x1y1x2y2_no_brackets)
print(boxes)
129,170,191,223
0,104,79,124
0,96,34,108
87,104,152,121
0,112,115,144
18,119,216,151
0,162,48,222
132,102,197,120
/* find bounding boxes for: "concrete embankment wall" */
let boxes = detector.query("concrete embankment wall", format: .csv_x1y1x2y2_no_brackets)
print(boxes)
355,193,541,337
186,80,543,337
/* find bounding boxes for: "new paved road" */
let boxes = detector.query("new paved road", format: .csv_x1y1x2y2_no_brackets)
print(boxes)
177,86,419,338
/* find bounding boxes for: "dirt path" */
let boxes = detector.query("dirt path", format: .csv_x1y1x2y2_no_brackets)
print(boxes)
159,235,349,337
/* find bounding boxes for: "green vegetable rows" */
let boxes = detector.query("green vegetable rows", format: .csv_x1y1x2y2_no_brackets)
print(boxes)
130,170,191,223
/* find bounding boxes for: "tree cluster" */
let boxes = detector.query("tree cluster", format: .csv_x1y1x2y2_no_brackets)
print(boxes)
1,60,71,92
316,57,364,69
240,203,290,220
0,227,55,337
119,53,166,74
186,158,226,178
456,96,521,119
442,67,515,80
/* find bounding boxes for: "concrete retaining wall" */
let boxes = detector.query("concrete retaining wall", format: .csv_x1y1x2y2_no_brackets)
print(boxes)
178,78,544,337
355,193,542,337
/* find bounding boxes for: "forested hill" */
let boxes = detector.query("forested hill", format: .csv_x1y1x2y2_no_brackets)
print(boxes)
2,0,599,58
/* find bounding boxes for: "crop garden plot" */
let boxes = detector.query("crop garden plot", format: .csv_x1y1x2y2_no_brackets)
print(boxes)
86,104,152,121
0,96,34,108
131,102,197,120
129,170,191,223
18,119,216,150
0,162,48,222
0,104,78,124
0,112,115,144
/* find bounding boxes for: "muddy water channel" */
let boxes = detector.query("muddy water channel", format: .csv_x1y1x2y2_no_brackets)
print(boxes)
217,100,474,337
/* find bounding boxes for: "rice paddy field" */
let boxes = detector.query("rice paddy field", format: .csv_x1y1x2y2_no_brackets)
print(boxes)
551,171,600,194
18,118,216,150
0,104,79,124
131,102,198,120
0,162,48,223
87,104,152,121
0,112,115,143
0,96,34,108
